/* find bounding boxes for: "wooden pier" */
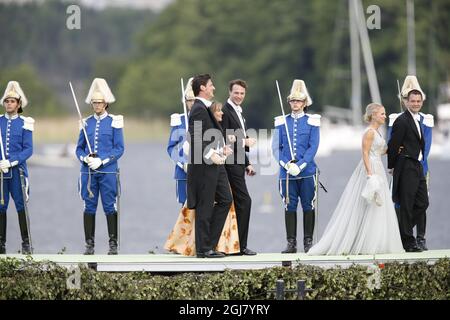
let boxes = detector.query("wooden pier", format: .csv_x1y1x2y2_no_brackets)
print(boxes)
1,249,448,272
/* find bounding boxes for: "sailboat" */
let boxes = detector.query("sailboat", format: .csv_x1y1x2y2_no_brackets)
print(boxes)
318,0,382,155
28,143,77,168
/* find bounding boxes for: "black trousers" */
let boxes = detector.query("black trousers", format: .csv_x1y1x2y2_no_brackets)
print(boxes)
398,159,429,248
225,164,252,250
195,166,232,253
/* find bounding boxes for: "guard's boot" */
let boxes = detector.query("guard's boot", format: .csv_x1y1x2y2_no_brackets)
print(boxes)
0,213,6,254
303,210,315,253
18,211,32,254
416,213,428,251
281,211,297,253
83,213,95,255
106,212,118,255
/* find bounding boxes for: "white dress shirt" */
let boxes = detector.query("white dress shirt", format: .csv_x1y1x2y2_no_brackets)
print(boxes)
227,98,246,136
408,109,423,161
196,97,212,108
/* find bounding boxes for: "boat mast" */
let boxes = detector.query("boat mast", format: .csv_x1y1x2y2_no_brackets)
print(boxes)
351,0,382,106
407,0,416,75
349,0,362,126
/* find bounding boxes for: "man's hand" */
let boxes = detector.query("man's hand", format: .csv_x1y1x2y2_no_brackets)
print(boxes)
211,153,226,165
246,165,256,176
183,162,188,173
88,157,102,170
244,138,257,148
227,135,237,143
388,169,394,176
223,145,233,157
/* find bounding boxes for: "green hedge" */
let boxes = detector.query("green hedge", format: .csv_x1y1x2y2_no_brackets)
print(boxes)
0,257,448,299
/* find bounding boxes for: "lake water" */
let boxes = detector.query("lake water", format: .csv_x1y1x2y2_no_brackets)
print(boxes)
2,143,449,254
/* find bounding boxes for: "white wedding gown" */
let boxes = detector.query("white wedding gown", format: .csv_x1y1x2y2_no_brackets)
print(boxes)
308,128,404,255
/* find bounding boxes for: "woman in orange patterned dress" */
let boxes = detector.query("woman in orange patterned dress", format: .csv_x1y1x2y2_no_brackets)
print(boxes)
164,102,240,256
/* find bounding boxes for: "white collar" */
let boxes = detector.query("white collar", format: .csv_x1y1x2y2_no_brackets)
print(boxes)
94,112,108,121
227,98,242,113
291,112,305,119
196,97,212,107
407,109,420,121
4,113,19,120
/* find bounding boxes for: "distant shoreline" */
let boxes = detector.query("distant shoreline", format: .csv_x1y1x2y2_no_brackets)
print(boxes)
33,116,170,143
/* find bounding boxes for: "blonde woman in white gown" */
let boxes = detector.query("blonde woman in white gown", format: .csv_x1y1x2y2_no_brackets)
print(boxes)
308,103,404,255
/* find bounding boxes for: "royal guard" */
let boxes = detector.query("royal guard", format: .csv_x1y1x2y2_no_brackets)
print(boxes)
167,77,195,205
272,79,320,253
76,78,124,255
388,75,433,251
0,81,34,254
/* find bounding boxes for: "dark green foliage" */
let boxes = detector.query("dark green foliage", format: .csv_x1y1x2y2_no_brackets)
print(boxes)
0,0,156,115
0,257,448,300
0,0,448,121
116,0,450,125
0,64,60,117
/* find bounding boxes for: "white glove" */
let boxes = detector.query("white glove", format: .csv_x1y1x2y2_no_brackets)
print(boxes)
83,156,91,164
285,162,300,176
182,141,190,157
362,175,383,207
0,160,12,171
183,162,188,173
88,157,102,170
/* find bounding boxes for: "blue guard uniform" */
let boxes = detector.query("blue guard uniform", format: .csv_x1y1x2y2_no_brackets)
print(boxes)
272,79,320,254
76,112,124,214
272,112,321,251
76,78,124,255
167,77,194,206
167,113,188,205
0,81,34,254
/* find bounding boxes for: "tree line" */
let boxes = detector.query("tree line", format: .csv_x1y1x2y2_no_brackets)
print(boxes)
1,0,448,127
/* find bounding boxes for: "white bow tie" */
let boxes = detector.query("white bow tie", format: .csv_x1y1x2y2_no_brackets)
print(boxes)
235,106,242,113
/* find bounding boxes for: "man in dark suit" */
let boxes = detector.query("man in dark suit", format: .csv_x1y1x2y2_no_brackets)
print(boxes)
221,79,257,255
387,75,434,251
186,74,232,258
388,89,429,252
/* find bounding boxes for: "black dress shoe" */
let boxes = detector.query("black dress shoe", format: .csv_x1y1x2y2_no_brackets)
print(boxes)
197,250,225,258
240,248,257,256
405,245,423,252
417,239,428,251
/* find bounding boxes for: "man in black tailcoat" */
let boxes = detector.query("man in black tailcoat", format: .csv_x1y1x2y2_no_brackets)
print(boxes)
221,79,257,255
388,87,429,252
186,74,232,258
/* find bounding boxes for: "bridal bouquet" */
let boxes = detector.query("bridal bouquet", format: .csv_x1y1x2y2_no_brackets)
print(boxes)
361,174,383,207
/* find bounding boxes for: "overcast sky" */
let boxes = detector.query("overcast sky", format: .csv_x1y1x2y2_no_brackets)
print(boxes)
0,0,174,11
